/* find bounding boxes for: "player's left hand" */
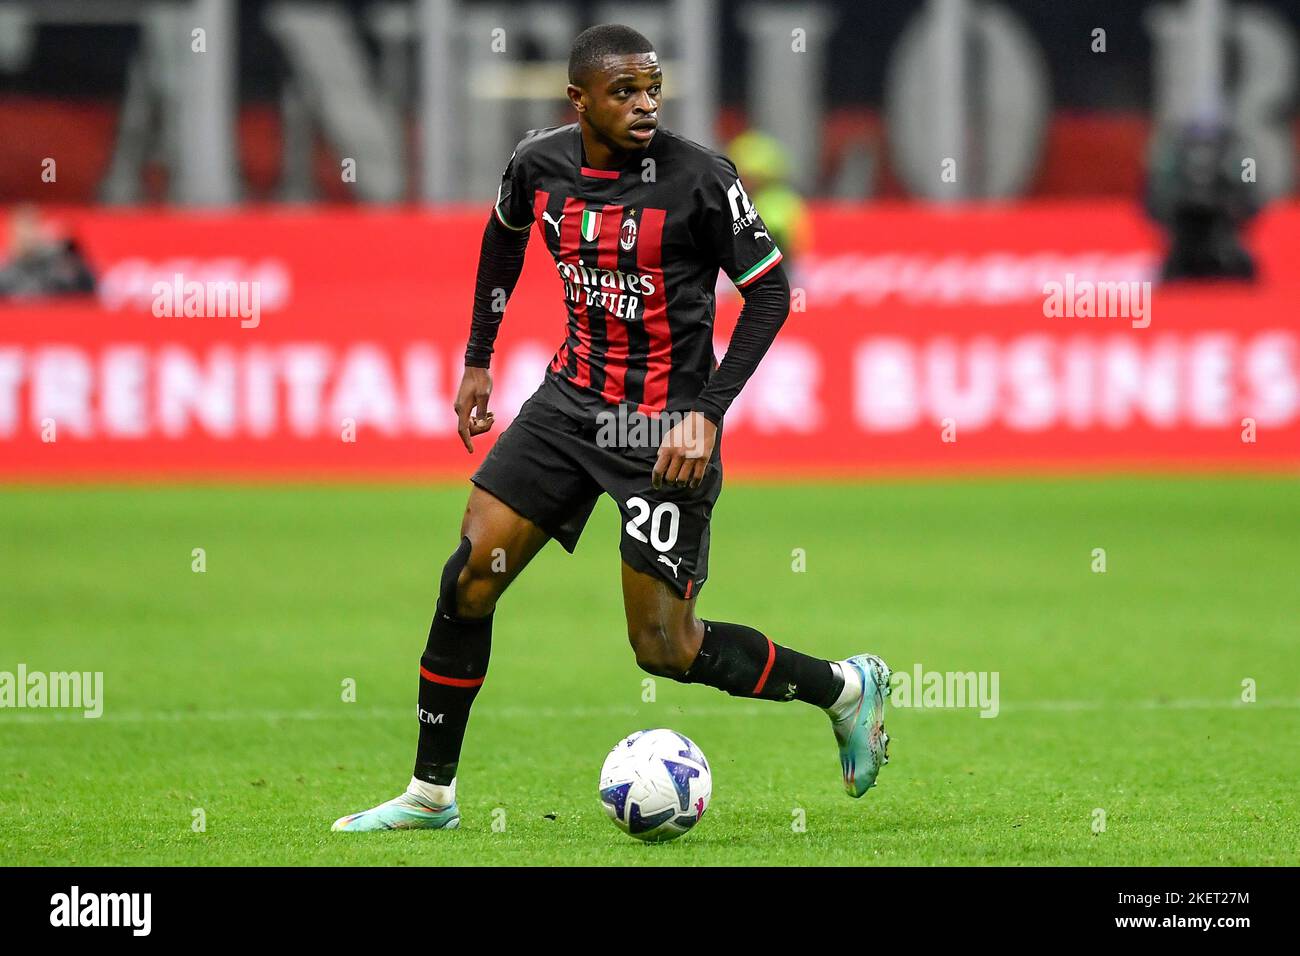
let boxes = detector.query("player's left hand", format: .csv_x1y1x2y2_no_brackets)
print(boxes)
652,411,716,491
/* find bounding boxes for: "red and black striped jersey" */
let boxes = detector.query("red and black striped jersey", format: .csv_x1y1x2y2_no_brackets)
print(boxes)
493,122,783,418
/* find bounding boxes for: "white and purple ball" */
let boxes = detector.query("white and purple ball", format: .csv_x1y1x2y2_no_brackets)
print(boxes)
599,728,712,842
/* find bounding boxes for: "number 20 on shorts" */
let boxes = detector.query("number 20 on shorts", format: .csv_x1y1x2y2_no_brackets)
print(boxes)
624,497,680,552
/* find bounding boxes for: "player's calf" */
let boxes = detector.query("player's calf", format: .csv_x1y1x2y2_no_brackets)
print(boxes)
680,620,845,706
622,564,846,706
627,617,705,678
413,535,493,787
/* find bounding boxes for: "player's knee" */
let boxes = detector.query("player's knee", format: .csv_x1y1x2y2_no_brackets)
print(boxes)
439,535,499,620
627,619,698,679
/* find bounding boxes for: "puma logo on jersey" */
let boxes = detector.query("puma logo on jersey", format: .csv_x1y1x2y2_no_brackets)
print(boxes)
753,229,770,241
657,554,682,578
542,211,565,236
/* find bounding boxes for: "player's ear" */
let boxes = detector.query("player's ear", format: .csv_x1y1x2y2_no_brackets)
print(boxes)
566,84,586,113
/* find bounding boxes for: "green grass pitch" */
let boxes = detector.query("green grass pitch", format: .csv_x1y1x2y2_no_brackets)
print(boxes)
1,476,1297,866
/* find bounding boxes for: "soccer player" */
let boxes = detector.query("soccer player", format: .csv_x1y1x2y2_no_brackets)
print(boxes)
332,24,890,832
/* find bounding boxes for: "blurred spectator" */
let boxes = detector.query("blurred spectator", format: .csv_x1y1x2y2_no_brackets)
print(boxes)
1145,123,1260,282
727,131,813,269
0,205,97,299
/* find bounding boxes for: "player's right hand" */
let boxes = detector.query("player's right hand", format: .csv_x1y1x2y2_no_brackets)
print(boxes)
454,366,495,453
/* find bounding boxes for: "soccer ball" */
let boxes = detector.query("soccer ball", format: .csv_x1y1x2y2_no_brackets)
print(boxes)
599,728,712,842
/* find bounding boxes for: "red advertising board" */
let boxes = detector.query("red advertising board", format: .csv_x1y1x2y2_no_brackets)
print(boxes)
1,202,1297,478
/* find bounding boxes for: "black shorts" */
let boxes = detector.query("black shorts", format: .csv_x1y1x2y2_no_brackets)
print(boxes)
471,382,723,599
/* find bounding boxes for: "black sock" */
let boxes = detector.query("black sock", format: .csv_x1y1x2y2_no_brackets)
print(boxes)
413,537,491,786
682,620,842,707
412,603,491,785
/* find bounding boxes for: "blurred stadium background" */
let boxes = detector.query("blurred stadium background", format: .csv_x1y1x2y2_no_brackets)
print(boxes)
0,0,1296,476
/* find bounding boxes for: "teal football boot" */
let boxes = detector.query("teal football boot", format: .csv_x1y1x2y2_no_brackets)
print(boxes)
828,654,892,797
331,793,460,832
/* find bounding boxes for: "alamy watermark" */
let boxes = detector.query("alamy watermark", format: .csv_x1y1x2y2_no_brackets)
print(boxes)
889,664,999,718
1042,273,1151,329
152,272,261,328
50,886,150,935
595,406,707,452
0,664,103,718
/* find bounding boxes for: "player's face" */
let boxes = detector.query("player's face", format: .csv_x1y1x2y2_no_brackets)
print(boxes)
579,53,662,151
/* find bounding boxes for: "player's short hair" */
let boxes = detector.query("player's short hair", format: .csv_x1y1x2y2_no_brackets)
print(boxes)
568,24,656,87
